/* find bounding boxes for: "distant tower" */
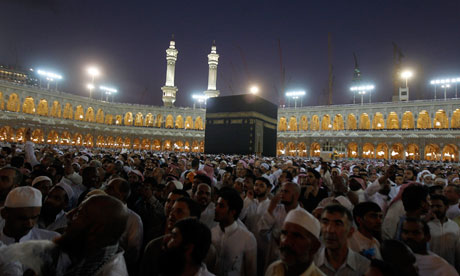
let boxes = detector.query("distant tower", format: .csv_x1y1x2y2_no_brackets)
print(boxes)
352,53,361,82
204,41,220,98
352,53,362,104
162,36,179,107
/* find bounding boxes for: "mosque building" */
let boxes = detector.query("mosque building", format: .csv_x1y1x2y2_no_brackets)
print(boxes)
0,39,459,161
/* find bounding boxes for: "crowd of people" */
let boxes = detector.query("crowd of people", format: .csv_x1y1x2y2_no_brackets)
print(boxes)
0,130,458,275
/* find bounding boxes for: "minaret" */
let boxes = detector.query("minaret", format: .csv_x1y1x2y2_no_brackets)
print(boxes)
204,41,220,98
162,36,179,107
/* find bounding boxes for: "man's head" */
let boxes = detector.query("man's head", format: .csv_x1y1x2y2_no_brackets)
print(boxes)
58,195,128,256
400,217,430,254
167,197,201,232
443,184,460,205
430,194,449,221
306,168,321,186
31,176,53,201
353,202,383,239
105,178,131,203
254,177,271,199
394,174,404,186
158,218,212,276
278,170,293,185
401,184,430,216
194,183,212,208
320,204,354,250
214,188,243,226
280,209,321,267
164,189,190,217
42,185,70,217
0,167,22,204
1,186,42,240
404,168,417,182
192,174,211,194
81,166,100,189
280,182,300,207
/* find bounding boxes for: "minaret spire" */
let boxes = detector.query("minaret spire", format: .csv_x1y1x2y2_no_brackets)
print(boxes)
204,40,220,98
161,36,179,107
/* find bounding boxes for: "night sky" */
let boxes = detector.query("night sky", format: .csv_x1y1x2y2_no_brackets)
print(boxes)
1,0,459,107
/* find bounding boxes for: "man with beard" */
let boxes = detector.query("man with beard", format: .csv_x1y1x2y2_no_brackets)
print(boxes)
212,187,257,276
349,202,383,259
0,194,129,275
315,204,370,275
0,186,59,245
158,218,214,276
404,168,417,183
0,167,22,207
242,177,271,233
195,183,216,229
240,177,271,276
427,194,460,269
300,168,329,213
258,182,302,273
38,182,74,233
401,217,458,275
265,208,324,276
140,197,202,276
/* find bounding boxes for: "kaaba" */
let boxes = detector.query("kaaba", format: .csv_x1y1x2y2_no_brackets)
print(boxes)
204,94,278,156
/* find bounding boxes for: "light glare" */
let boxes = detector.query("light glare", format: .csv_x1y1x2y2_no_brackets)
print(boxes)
249,86,259,94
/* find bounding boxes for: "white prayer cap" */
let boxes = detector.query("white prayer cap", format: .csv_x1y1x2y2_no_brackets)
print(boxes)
284,208,320,239
334,196,353,211
261,163,269,170
55,181,74,201
235,177,245,183
31,176,52,187
5,186,42,208
171,180,183,190
79,155,89,163
434,177,447,186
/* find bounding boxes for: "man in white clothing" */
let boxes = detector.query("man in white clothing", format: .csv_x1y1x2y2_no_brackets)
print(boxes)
0,186,59,245
315,204,370,276
444,184,460,219
401,217,458,276
212,187,257,276
241,177,271,275
265,209,325,276
195,183,217,229
105,178,143,274
38,182,74,233
0,195,130,275
427,194,460,269
258,182,302,271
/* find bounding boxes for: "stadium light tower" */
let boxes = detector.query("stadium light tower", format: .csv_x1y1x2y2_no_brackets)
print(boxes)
100,86,118,102
350,84,375,105
285,91,306,108
87,83,95,99
37,70,63,91
441,84,451,100
430,77,460,99
401,70,413,88
87,66,100,99
192,94,208,109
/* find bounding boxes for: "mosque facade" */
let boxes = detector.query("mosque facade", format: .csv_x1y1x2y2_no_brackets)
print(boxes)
0,39,459,161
